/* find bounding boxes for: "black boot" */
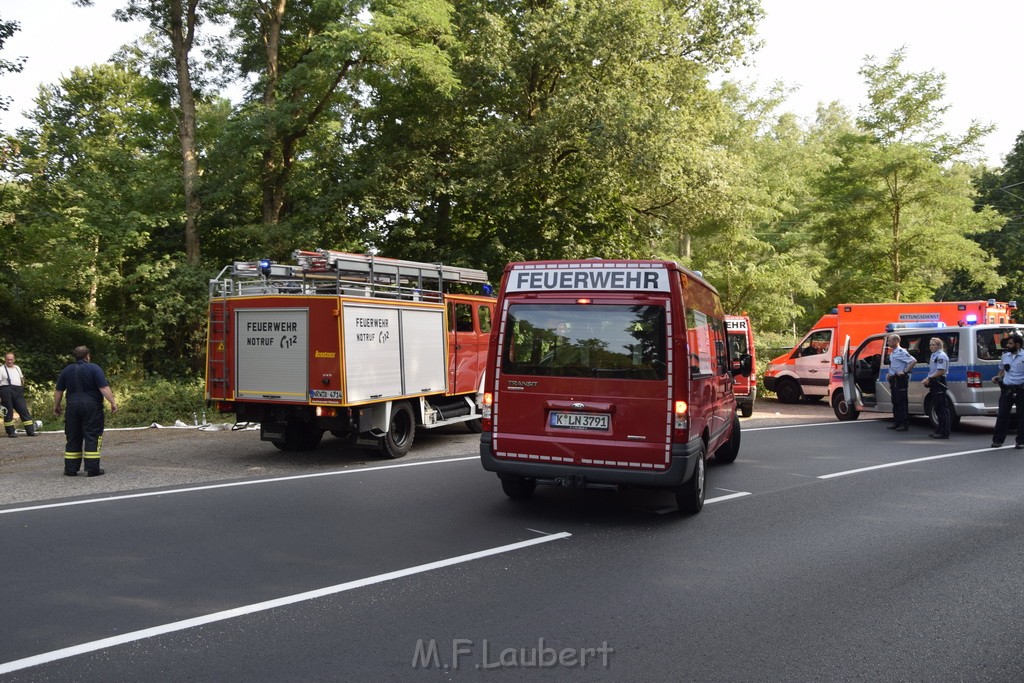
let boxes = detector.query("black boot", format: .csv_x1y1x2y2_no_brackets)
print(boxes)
25,423,37,436
86,459,104,477
6,428,16,438
65,456,82,476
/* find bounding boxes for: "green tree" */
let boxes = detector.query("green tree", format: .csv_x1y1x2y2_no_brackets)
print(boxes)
0,14,25,112
8,63,202,374
808,48,1003,304
345,0,763,275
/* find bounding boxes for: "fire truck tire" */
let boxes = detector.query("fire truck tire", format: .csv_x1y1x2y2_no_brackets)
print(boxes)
740,403,753,418
774,378,802,404
500,476,537,500
926,395,961,431
380,402,416,459
465,418,484,434
675,442,706,515
832,391,859,421
714,416,741,464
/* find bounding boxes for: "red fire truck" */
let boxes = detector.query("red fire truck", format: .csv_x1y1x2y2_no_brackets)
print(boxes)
205,249,495,457
726,315,756,417
479,259,751,514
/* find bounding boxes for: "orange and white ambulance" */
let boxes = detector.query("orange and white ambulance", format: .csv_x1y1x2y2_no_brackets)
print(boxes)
763,300,1015,405
726,315,756,417
479,259,751,514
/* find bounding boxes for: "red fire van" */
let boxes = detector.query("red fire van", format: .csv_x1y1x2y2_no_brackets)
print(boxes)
479,259,750,514
726,315,756,417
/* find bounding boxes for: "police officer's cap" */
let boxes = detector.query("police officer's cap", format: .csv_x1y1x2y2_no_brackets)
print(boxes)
1000,333,1024,348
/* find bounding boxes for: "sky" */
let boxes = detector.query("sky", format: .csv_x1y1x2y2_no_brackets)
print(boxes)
2,0,1022,166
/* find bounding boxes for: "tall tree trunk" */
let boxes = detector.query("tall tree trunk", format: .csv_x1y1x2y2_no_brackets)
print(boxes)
169,0,202,264
260,0,286,226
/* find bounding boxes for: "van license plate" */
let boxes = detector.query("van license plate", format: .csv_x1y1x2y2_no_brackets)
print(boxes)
550,412,609,431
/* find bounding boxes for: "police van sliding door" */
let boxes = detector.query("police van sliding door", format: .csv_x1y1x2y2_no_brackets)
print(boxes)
235,308,309,401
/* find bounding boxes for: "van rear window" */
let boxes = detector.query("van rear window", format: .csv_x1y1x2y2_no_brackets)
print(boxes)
502,304,667,379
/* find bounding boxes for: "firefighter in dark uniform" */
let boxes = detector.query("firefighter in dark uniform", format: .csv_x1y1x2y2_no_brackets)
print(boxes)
991,332,1024,449
53,346,118,477
922,337,950,439
1,352,38,437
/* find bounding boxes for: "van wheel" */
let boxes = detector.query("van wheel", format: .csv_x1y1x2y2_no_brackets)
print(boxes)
775,378,802,404
740,403,753,418
380,402,416,459
675,443,706,514
465,418,483,434
715,415,741,464
501,476,536,500
926,395,961,431
832,391,859,421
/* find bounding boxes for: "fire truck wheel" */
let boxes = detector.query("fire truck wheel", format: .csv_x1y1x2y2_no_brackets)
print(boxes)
774,378,802,404
714,416,741,464
465,418,483,434
832,391,859,421
675,442,706,515
740,403,753,418
380,402,416,459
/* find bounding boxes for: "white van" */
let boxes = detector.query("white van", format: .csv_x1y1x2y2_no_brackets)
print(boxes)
835,324,1024,428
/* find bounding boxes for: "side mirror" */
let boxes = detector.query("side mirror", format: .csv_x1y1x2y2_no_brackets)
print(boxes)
832,355,844,366
731,353,752,377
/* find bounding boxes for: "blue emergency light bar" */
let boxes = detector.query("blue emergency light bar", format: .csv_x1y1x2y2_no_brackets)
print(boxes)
884,321,948,332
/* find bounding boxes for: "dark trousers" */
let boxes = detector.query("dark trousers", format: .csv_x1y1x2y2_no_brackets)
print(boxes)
1,385,35,435
930,380,950,436
889,374,909,428
64,400,105,474
993,384,1024,446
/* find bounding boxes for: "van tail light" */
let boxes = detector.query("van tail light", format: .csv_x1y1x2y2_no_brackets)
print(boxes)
674,400,689,431
481,392,493,431
967,371,982,388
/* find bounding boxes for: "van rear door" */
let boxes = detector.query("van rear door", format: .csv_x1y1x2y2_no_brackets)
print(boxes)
492,300,673,470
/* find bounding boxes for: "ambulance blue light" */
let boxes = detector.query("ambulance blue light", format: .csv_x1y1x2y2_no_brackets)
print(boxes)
259,258,272,276
965,314,978,325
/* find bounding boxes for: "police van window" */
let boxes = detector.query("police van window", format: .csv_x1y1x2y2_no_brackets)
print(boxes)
907,332,959,362
478,305,492,333
502,304,666,379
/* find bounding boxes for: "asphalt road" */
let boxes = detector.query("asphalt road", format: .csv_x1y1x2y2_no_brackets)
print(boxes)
2,400,1023,681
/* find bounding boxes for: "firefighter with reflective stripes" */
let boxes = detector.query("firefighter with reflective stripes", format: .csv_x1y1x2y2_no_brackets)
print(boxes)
53,346,118,477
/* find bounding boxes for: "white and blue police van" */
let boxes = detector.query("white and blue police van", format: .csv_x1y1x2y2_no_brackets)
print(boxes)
834,323,1024,428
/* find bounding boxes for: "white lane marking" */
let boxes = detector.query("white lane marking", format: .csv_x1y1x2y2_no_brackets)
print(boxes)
0,456,480,515
819,446,999,479
0,532,572,675
652,491,753,514
706,491,751,504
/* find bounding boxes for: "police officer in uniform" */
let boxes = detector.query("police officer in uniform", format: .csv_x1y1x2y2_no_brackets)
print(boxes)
991,332,1024,449
885,334,917,431
923,337,950,439
53,346,118,477
1,352,38,437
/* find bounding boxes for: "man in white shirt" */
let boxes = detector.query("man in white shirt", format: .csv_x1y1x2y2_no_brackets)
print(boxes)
1,352,38,437
991,333,1024,449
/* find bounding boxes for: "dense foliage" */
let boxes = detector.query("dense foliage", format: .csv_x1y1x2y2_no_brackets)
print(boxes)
1,2,1020,420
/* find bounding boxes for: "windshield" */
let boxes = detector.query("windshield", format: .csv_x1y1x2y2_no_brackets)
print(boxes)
501,304,667,379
